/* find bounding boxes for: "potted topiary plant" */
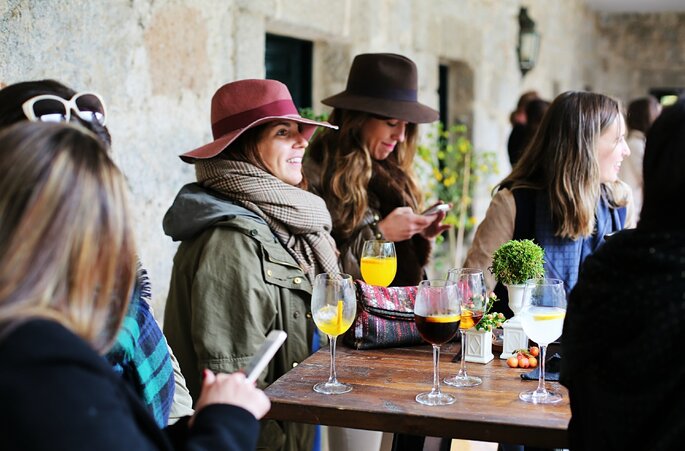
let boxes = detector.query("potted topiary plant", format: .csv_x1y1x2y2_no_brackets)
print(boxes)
490,239,545,317
490,239,545,359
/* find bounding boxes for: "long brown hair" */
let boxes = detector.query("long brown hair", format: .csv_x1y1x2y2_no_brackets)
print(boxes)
498,91,629,239
307,109,421,238
0,122,136,352
627,95,661,134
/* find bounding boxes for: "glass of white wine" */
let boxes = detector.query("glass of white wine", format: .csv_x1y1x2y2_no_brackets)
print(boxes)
312,272,357,394
519,278,566,404
360,240,397,287
444,268,486,387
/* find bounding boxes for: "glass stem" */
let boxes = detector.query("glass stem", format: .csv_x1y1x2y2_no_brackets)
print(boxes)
459,329,467,375
431,344,442,395
536,344,547,393
328,335,338,384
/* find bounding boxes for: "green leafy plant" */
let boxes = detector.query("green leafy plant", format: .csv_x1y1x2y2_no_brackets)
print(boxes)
416,122,499,233
475,292,505,332
490,239,545,285
298,108,331,142
416,123,498,273
298,107,328,123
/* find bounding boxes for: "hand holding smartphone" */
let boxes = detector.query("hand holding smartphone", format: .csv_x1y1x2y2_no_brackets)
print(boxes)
244,330,287,383
421,203,450,216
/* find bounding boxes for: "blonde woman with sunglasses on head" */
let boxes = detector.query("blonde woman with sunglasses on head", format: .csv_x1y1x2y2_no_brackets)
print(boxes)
0,121,269,450
0,80,194,427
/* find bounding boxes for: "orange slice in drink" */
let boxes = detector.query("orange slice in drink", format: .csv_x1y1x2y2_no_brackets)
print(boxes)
425,314,461,323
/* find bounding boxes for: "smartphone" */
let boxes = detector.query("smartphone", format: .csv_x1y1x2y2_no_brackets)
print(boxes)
421,203,450,216
244,330,288,383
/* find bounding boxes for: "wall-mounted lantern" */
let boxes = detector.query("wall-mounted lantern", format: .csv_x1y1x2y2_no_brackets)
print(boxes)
517,7,540,77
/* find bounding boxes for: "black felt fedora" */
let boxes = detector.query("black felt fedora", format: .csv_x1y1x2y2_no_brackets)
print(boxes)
322,53,439,124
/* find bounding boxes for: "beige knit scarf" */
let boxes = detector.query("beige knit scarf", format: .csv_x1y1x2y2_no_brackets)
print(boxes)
196,159,340,283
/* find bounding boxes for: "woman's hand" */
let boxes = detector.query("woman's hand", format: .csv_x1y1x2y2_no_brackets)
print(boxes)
191,370,271,425
377,207,436,242
420,210,451,239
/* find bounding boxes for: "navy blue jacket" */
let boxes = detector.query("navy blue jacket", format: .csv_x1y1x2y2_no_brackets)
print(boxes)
0,319,259,451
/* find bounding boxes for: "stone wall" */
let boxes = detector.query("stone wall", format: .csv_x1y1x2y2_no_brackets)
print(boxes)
592,12,685,101
1,0,682,318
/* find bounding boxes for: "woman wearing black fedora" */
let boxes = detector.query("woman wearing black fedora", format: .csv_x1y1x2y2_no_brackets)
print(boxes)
304,53,449,289
304,53,448,451
163,79,339,451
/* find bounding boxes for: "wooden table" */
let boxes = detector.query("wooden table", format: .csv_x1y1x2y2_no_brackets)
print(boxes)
265,343,570,448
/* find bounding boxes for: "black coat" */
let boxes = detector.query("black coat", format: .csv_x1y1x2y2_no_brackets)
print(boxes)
0,319,259,451
561,229,685,450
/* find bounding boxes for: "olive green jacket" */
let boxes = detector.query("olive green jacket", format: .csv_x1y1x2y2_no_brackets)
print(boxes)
163,183,318,451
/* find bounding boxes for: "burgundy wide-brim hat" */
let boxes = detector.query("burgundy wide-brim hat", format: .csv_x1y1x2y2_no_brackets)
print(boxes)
322,53,439,124
180,79,337,163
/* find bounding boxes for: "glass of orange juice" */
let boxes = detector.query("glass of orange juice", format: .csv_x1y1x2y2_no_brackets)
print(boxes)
360,240,397,287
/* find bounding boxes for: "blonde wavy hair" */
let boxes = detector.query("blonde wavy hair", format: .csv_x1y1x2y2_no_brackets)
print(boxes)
307,109,422,238
498,91,630,239
0,122,136,352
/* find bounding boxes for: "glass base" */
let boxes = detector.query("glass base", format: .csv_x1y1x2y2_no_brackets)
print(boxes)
519,389,562,404
313,381,353,395
415,391,456,406
444,374,482,387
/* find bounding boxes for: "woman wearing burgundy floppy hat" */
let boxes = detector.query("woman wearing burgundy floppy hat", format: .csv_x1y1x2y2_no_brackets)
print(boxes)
304,53,448,451
163,79,339,451
304,53,449,287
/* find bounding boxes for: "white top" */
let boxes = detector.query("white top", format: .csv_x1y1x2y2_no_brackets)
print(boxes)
619,129,646,216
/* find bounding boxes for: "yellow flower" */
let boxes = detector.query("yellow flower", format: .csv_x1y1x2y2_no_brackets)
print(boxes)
458,141,470,153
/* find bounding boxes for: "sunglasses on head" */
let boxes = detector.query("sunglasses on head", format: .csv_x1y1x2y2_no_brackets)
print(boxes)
22,92,107,126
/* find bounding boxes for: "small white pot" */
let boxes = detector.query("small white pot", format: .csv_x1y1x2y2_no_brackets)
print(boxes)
464,328,494,364
501,283,529,359
506,283,527,317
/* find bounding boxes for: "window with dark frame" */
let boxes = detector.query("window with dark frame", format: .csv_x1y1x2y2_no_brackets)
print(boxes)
438,64,449,129
265,33,313,109
649,88,684,107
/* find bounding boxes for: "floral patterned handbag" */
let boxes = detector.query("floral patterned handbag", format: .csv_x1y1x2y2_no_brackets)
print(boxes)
343,280,424,350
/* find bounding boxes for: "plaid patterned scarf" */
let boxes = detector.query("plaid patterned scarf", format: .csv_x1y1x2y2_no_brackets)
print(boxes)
196,159,339,283
106,266,174,427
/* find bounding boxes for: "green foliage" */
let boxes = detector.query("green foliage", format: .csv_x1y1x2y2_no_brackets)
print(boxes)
490,239,545,285
475,292,505,332
476,312,507,332
298,108,330,142
416,123,499,233
298,108,329,123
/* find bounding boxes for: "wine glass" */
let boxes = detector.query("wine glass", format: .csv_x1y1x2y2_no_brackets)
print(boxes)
360,240,397,287
518,278,566,404
414,279,461,406
444,268,486,387
311,272,357,394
